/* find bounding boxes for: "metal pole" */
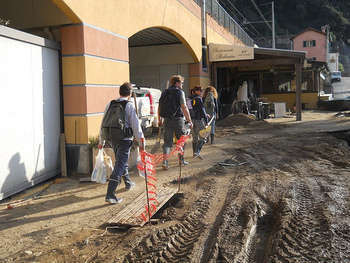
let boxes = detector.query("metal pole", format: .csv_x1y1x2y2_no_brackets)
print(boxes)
178,154,182,192
272,1,275,49
326,25,329,63
201,0,208,71
143,160,151,224
296,62,302,121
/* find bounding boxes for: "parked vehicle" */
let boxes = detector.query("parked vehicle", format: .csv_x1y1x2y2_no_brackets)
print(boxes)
132,85,162,135
331,71,342,82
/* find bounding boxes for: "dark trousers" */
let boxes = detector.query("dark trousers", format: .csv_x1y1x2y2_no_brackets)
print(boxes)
106,140,133,199
163,118,186,156
192,119,205,155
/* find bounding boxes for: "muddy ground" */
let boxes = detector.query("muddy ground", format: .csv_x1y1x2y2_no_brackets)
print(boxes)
1,111,350,263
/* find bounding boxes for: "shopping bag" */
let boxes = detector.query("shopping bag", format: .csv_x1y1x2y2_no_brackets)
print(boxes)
199,116,215,138
91,149,107,184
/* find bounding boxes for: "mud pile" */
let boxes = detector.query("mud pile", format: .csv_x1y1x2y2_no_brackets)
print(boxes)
217,113,257,127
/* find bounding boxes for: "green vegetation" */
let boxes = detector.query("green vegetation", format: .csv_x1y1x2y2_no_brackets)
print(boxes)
229,0,350,42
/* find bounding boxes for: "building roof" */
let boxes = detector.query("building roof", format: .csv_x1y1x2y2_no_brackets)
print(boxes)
291,27,326,40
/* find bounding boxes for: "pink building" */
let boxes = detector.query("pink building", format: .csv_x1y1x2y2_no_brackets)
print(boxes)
291,28,327,62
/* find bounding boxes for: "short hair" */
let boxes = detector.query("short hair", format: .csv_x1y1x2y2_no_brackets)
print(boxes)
169,75,184,86
193,86,202,92
119,82,132,96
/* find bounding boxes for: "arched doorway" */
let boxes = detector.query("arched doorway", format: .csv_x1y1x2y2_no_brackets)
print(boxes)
129,27,197,96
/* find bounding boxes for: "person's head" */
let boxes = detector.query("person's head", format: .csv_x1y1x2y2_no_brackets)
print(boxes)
203,86,218,99
192,86,202,96
119,82,132,98
169,75,184,88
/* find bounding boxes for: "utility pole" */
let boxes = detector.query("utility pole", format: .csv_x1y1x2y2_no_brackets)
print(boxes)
272,1,275,49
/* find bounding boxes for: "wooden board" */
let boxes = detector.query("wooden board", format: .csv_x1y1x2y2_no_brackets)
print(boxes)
60,133,67,177
107,187,178,227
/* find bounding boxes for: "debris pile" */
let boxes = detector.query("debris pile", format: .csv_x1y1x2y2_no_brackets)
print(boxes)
217,113,257,127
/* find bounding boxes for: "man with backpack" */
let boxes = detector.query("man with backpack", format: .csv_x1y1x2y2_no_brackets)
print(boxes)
158,75,193,170
99,82,145,204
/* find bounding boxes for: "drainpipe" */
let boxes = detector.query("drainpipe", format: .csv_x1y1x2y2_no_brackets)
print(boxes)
201,0,208,72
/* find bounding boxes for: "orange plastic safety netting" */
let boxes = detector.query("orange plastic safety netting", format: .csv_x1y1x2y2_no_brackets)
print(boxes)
137,135,190,222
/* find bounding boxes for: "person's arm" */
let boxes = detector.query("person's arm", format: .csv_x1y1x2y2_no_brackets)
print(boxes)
98,102,111,147
181,103,192,123
127,103,145,150
198,98,209,123
157,105,163,126
179,90,192,127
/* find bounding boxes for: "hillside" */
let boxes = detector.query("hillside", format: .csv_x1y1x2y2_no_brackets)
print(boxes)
220,0,350,43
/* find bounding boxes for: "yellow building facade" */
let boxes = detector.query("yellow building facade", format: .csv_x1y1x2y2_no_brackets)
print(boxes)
0,0,251,173
57,0,247,144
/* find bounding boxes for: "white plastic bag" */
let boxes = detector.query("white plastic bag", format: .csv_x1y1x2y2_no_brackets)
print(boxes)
91,149,107,184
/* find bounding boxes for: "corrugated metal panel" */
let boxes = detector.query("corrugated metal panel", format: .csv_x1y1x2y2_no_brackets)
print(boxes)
0,29,60,200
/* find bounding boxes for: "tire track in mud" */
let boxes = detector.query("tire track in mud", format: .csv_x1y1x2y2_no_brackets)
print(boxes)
202,133,350,263
123,180,216,262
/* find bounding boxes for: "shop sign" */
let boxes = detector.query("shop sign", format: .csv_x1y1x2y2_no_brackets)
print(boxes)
209,43,254,62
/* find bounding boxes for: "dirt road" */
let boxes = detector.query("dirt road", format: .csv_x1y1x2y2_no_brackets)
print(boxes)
1,111,350,263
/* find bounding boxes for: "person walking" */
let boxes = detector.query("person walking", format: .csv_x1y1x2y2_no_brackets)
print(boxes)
158,75,193,170
203,86,218,144
99,82,145,204
190,86,209,159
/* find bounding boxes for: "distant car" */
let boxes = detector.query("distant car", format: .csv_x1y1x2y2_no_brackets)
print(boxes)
132,85,162,135
331,71,342,83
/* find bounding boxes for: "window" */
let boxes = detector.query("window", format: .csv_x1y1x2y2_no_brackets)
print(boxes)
303,40,316,47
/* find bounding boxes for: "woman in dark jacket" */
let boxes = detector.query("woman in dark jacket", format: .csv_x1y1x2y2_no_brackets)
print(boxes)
189,86,209,159
203,86,218,144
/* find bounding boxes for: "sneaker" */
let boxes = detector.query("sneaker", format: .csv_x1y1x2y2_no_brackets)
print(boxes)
125,181,136,191
182,160,189,165
105,197,123,204
162,160,169,170
193,153,203,160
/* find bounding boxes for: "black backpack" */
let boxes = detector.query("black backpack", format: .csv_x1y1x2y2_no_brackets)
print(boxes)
101,100,133,146
159,88,181,118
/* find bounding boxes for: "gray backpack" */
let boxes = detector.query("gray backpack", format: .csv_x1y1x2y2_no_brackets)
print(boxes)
101,100,133,146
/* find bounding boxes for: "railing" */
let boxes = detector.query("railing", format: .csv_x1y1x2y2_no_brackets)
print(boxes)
193,0,254,47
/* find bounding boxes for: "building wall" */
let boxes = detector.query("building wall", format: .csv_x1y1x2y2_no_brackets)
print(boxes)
56,0,245,145
262,92,319,110
293,31,327,62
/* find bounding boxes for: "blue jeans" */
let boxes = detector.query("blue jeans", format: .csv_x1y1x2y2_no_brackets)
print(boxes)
192,119,206,155
106,140,133,198
210,116,216,135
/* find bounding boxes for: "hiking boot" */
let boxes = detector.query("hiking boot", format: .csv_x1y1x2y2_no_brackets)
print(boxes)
105,197,123,204
125,181,135,191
